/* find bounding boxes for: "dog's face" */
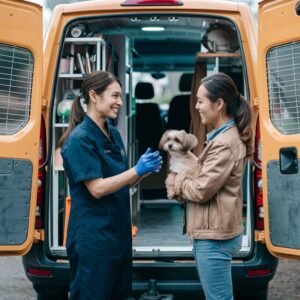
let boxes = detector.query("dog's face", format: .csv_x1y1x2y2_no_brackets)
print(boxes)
159,130,198,153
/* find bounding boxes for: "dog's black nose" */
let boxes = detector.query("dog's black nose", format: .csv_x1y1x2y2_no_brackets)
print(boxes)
168,144,172,149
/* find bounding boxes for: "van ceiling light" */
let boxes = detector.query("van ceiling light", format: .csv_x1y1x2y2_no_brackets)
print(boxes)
142,26,165,32
122,0,183,6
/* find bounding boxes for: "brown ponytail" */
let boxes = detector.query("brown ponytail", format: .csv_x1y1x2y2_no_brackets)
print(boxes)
234,94,253,157
200,72,253,157
57,70,121,148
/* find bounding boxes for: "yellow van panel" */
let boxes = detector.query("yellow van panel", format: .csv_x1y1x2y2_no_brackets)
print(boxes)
258,0,300,259
62,0,239,14
0,0,42,255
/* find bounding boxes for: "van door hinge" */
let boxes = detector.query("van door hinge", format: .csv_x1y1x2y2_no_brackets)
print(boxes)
255,230,265,243
42,97,47,109
253,97,259,107
33,229,45,242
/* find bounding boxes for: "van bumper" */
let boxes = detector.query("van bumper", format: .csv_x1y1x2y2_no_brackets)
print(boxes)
22,242,70,294
23,241,278,296
132,242,278,296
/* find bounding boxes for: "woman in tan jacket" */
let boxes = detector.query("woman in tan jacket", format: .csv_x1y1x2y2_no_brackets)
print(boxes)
171,72,252,300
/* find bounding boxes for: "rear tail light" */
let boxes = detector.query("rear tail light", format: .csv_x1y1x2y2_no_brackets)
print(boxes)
27,268,52,277
121,0,183,6
36,117,46,229
246,269,272,277
254,119,264,230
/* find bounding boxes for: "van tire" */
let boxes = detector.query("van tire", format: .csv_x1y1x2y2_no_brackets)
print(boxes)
37,292,69,300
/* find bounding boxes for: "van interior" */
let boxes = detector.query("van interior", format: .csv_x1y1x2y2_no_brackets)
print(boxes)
50,14,252,258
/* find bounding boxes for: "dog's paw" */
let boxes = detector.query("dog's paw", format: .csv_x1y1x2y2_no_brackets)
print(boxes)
173,174,185,195
166,172,176,186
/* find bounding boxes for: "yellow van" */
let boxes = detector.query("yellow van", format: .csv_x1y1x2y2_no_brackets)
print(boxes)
0,0,298,298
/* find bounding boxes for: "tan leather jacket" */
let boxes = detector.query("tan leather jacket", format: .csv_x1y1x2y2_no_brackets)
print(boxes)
174,126,246,240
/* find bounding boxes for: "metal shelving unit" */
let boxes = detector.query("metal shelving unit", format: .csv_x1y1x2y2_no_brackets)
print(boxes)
51,37,108,251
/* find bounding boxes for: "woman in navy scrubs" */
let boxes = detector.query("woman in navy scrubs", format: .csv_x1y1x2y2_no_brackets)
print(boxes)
59,71,162,300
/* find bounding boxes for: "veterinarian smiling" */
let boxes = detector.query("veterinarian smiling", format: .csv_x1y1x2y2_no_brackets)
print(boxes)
171,72,253,300
60,71,162,300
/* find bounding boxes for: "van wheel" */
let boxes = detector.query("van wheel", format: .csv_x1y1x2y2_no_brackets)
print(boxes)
37,292,69,300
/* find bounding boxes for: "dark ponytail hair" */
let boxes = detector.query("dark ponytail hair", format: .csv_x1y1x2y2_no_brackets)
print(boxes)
57,71,121,148
200,72,253,157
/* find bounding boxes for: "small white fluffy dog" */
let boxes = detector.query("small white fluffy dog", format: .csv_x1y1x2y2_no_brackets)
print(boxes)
159,130,198,199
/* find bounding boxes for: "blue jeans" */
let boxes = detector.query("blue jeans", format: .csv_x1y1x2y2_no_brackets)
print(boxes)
193,234,242,300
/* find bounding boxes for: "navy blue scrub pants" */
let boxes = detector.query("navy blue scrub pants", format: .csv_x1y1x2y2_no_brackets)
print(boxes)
68,245,132,300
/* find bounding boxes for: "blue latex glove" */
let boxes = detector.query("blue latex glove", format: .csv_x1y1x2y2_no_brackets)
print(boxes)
134,148,163,177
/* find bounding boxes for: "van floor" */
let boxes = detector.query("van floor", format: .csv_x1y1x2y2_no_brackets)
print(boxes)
132,202,191,247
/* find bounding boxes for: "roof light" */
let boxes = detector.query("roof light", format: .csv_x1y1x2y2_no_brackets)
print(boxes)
142,26,165,32
122,0,183,6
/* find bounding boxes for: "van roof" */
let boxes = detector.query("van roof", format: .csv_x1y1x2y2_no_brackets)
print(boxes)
62,0,240,14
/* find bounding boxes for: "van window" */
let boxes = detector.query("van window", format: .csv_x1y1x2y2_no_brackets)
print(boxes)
0,43,34,135
267,41,300,134
133,72,187,105
133,71,190,122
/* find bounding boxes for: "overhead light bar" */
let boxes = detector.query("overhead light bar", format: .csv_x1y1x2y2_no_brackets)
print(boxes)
142,26,165,32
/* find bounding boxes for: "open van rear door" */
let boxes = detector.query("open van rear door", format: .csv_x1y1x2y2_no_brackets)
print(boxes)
258,0,300,259
0,0,42,255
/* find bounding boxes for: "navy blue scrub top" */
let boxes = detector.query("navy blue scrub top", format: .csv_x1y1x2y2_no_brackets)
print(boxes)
61,114,131,256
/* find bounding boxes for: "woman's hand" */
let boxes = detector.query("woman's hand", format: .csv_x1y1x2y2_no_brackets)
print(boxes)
85,151,163,198
134,148,163,177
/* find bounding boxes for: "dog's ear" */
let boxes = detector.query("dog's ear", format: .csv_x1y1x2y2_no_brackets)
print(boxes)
159,130,170,150
183,133,198,151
